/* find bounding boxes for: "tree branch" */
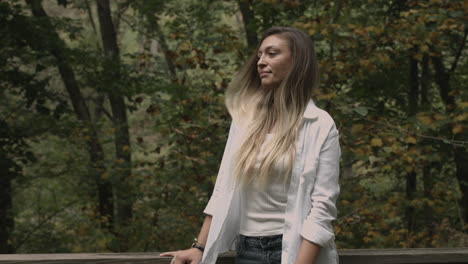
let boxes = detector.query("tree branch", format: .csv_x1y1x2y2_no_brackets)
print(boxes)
353,112,467,147
84,0,99,39
14,200,79,251
449,26,468,74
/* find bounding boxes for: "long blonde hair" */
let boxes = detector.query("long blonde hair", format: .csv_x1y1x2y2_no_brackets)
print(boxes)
226,27,320,188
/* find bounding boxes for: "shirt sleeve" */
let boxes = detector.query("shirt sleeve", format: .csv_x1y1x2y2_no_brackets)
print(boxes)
203,120,236,216
300,127,341,247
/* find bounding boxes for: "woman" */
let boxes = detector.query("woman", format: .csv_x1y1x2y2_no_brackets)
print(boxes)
161,26,341,264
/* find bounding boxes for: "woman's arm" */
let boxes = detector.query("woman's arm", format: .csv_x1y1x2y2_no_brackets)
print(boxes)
196,215,212,246
294,238,320,264
160,215,212,264
297,126,341,263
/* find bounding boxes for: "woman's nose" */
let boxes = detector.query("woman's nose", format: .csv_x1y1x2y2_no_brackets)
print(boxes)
257,55,266,67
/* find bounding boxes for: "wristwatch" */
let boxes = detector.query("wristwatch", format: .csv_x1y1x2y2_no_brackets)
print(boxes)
192,242,205,252
191,238,205,252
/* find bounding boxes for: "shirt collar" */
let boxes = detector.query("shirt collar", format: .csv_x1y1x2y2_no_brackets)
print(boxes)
303,99,319,119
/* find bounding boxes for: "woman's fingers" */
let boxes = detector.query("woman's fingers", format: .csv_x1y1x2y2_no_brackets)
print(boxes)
160,251,186,264
160,249,199,264
159,251,176,257
160,251,179,264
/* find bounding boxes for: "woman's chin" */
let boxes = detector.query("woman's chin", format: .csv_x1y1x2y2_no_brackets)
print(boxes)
261,81,278,90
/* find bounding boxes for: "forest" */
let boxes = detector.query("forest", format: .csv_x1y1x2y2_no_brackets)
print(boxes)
0,0,467,254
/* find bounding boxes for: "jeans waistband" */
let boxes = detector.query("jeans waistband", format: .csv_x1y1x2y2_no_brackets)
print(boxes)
239,234,283,249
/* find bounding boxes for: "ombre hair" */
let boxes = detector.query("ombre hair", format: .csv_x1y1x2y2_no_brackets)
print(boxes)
226,26,320,188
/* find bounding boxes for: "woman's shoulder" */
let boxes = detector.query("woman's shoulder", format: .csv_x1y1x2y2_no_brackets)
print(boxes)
303,100,337,130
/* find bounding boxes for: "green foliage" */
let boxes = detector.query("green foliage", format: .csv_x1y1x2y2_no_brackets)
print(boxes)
0,0,467,254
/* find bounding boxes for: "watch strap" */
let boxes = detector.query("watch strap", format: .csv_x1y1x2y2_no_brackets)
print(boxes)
191,242,205,252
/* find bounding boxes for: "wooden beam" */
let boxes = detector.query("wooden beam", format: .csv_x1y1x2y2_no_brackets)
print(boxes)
0,249,467,263
339,248,468,264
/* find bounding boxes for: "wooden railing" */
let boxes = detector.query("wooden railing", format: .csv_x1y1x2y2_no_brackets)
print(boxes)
0,248,467,263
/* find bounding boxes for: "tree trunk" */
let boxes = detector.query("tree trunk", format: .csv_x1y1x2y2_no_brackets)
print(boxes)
432,56,455,109
420,54,429,106
0,123,14,253
95,0,133,249
420,53,436,246
237,0,258,51
154,20,178,81
454,150,468,223
408,56,419,114
26,0,114,232
0,164,13,254
432,55,468,224
405,55,419,239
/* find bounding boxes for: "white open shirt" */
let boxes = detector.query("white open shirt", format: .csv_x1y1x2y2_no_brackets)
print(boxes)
202,99,341,264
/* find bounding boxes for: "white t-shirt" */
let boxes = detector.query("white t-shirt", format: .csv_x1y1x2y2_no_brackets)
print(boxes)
240,134,291,236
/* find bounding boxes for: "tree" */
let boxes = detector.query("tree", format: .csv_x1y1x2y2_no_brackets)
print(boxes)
25,0,114,232
1,0,466,252
95,0,133,250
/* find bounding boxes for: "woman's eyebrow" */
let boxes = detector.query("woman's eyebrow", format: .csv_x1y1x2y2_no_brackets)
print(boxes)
258,46,278,54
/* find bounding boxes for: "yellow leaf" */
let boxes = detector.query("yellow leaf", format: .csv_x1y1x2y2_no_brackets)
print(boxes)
433,113,446,120
454,113,468,122
405,136,417,144
420,45,429,52
359,59,370,66
413,53,423,60
96,238,108,249
72,245,83,252
351,124,364,135
452,124,463,134
405,155,414,164
417,114,433,125
459,101,468,108
101,172,110,180
317,92,336,100
371,138,383,147
377,53,390,63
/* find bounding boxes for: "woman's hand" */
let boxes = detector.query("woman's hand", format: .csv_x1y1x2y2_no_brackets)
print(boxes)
160,248,203,264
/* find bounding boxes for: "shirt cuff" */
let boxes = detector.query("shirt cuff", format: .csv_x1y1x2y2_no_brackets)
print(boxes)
300,221,335,247
203,197,217,216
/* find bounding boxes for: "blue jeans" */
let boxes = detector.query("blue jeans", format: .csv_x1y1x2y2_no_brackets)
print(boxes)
235,234,282,264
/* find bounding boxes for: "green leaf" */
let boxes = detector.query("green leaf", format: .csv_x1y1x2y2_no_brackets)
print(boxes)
354,106,368,117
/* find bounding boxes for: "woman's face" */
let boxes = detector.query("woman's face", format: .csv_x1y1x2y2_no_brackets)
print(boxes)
257,35,292,90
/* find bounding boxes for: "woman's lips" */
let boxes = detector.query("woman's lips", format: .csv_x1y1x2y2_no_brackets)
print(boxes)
259,72,271,78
